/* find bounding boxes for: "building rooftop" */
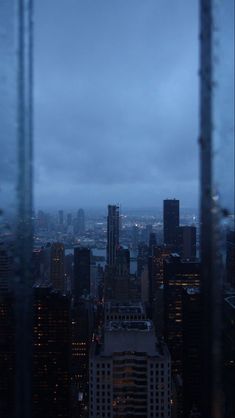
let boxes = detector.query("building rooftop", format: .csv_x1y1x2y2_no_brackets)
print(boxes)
106,320,152,332
105,301,145,316
90,318,170,359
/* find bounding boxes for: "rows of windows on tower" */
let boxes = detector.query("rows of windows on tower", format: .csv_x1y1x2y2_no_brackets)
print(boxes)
0,200,234,418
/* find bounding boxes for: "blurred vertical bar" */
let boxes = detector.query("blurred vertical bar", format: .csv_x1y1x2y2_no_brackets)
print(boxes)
16,1,33,417
200,1,234,417
199,1,220,417
0,0,33,417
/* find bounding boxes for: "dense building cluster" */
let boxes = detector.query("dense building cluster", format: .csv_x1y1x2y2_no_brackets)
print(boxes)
0,201,234,418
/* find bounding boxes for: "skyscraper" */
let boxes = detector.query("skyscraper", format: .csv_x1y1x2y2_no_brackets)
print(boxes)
0,243,12,293
182,288,202,418
74,247,91,301
106,205,119,267
32,286,71,418
77,209,85,235
50,243,65,292
0,291,15,418
163,199,179,248
0,243,15,418
131,225,139,251
177,226,197,260
71,299,93,418
89,316,171,418
226,230,235,287
58,210,64,225
163,254,200,376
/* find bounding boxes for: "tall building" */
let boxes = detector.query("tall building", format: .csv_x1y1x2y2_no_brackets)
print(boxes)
137,243,149,278
107,205,119,267
104,248,132,302
226,230,235,287
32,286,71,418
0,291,15,418
182,288,202,418
163,199,179,248
77,209,85,235
149,232,157,255
131,225,139,251
148,246,172,336
89,318,171,418
163,254,200,376
74,247,91,301
149,246,172,291
50,243,65,292
32,248,44,284
0,243,13,293
223,295,235,418
177,226,196,260
71,299,93,418
0,243,15,418
58,210,64,225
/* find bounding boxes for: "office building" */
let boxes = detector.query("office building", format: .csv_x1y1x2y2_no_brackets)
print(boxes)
77,209,85,235
104,248,131,302
74,247,91,301
163,254,200,376
177,226,196,260
223,295,235,418
71,299,93,418
32,286,71,418
149,246,172,291
104,301,147,324
226,230,235,287
58,210,64,225
182,288,202,418
149,232,157,255
0,291,15,418
137,243,149,278
131,225,139,251
148,246,171,336
0,243,12,293
163,199,179,249
50,242,65,292
107,205,119,267
89,319,171,418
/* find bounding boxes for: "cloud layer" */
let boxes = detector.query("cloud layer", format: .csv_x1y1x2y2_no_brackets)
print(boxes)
34,0,200,209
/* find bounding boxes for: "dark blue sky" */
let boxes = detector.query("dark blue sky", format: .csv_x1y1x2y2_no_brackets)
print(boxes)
34,1,219,210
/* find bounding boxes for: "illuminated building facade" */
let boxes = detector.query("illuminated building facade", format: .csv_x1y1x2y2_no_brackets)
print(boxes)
107,205,119,267
163,254,200,376
50,243,65,292
89,319,171,418
0,292,15,418
71,299,93,418
182,288,202,418
32,286,71,418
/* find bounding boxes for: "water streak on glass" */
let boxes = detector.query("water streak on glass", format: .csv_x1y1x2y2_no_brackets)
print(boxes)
0,1,33,417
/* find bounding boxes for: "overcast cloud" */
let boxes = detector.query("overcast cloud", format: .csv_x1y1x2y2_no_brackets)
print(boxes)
34,0,201,209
